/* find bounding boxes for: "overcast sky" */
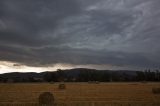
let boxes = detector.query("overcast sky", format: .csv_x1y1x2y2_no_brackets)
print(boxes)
0,0,160,73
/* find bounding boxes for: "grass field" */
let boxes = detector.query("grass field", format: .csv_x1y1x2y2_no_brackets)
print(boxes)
0,82,160,106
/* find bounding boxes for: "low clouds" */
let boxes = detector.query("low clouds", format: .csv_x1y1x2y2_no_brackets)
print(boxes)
0,0,160,70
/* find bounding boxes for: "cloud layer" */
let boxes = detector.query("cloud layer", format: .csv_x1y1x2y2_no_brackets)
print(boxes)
0,0,160,70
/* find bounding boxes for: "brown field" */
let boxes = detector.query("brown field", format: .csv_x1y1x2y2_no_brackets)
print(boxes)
0,82,160,106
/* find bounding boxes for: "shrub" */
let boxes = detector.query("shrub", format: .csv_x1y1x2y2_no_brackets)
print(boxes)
95,81,100,84
58,83,66,90
50,81,55,84
141,81,148,83
152,88,160,94
39,92,54,105
88,81,100,84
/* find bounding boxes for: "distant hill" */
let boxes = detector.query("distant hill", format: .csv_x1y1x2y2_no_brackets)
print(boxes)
0,68,138,82
0,72,44,79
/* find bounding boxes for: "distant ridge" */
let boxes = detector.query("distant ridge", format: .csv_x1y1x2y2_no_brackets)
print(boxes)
0,68,137,80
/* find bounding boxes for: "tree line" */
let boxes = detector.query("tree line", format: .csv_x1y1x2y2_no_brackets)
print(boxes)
0,69,160,82
43,69,160,82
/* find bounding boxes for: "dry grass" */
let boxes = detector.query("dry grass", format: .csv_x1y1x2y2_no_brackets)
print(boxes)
0,82,160,106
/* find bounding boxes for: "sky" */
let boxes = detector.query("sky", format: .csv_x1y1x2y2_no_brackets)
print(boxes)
0,0,160,73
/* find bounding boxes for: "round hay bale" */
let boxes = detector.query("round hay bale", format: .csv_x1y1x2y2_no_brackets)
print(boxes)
39,92,54,105
152,88,160,94
58,83,66,90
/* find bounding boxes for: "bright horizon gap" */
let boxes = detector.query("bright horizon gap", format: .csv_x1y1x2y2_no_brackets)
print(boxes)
0,61,153,74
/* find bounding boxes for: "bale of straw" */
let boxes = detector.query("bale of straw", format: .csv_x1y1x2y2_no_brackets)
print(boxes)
152,88,160,94
39,92,54,105
58,83,66,90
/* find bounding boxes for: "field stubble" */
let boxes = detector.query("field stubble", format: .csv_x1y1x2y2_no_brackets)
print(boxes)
0,82,160,106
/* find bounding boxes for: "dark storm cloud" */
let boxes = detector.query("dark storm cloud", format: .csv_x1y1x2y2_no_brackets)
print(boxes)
32,47,157,67
0,0,160,69
0,0,80,46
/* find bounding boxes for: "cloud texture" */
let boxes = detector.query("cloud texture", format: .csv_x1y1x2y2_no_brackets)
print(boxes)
0,0,160,69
